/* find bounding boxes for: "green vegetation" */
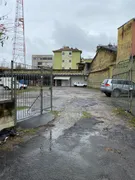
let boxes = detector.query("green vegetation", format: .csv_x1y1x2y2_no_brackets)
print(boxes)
112,108,135,128
17,106,29,111
16,87,40,94
17,87,49,94
17,127,37,135
0,127,38,151
129,118,135,127
52,110,60,118
82,111,92,118
112,108,127,116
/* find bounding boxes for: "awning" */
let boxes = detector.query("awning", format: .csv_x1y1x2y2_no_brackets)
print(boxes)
54,76,70,80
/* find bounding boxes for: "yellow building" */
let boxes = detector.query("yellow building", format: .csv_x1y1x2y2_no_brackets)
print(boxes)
53,46,82,70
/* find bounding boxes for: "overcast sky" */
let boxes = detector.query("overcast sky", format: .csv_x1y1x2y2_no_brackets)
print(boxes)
0,0,135,65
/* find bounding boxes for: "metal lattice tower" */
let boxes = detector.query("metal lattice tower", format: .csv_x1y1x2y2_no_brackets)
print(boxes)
13,0,26,65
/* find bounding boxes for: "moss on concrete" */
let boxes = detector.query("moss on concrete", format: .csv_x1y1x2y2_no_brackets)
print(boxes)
82,111,92,118
52,110,60,118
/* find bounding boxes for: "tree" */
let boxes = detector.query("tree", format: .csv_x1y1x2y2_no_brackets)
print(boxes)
0,0,9,47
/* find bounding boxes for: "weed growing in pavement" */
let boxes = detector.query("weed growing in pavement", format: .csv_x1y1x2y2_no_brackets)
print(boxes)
129,118,135,127
51,110,60,118
82,111,92,118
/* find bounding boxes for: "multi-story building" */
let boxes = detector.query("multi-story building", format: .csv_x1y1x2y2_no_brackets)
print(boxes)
53,46,82,70
52,46,88,87
32,55,53,68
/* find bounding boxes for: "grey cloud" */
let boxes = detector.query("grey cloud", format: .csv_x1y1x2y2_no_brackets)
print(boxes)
52,21,116,55
1,0,135,62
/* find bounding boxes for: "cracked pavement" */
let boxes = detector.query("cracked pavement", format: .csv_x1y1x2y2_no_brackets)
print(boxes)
0,87,135,180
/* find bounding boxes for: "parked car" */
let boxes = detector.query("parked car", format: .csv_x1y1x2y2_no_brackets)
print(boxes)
74,82,87,87
0,77,27,90
100,79,135,97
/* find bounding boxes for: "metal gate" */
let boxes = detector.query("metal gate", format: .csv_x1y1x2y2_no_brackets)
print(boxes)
12,61,53,122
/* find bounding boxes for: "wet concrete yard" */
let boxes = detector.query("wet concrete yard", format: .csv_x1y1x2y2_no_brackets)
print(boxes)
0,87,135,180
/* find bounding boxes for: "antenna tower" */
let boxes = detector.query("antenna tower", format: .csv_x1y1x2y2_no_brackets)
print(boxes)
13,0,26,65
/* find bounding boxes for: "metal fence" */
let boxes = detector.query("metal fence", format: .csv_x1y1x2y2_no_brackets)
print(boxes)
111,58,135,115
0,62,14,101
0,61,53,123
13,61,53,122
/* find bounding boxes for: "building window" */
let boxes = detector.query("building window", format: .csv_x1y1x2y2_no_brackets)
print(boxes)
62,60,64,62
69,67,71,69
62,67,65,69
62,52,65,55
69,52,72,55
69,60,71,63
38,62,42,65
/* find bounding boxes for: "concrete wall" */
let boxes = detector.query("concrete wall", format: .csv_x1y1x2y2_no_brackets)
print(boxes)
88,69,110,88
61,80,70,87
91,49,116,72
0,100,15,131
88,48,116,88
53,52,62,69
54,76,86,87
54,80,70,87
72,52,81,69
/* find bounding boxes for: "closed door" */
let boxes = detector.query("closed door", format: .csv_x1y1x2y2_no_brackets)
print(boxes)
57,80,61,86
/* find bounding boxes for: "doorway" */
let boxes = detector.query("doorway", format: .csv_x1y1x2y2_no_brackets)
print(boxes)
57,80,62,86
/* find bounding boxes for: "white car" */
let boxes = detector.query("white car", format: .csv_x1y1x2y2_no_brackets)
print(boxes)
74,82,87,87
4,82,27,90
0,77,27,90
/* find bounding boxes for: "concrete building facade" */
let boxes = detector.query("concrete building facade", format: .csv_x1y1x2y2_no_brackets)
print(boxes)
32,55,53,68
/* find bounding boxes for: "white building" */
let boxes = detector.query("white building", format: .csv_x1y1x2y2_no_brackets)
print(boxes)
32,55,53,68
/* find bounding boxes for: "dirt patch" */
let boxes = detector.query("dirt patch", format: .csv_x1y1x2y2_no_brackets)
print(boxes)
105,147,122,155
0,124,55,152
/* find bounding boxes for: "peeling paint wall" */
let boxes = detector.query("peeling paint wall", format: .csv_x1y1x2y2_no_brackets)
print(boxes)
91,49,116,72
0,100,15,131
88,48,116,88
88,70,110,88
117,19,135,63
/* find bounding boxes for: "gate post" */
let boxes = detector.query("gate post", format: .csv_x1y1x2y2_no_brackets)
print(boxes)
14,75,17,125
11,60,14,100
129,55,134,113
50,67,53,111
40,68,43,115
